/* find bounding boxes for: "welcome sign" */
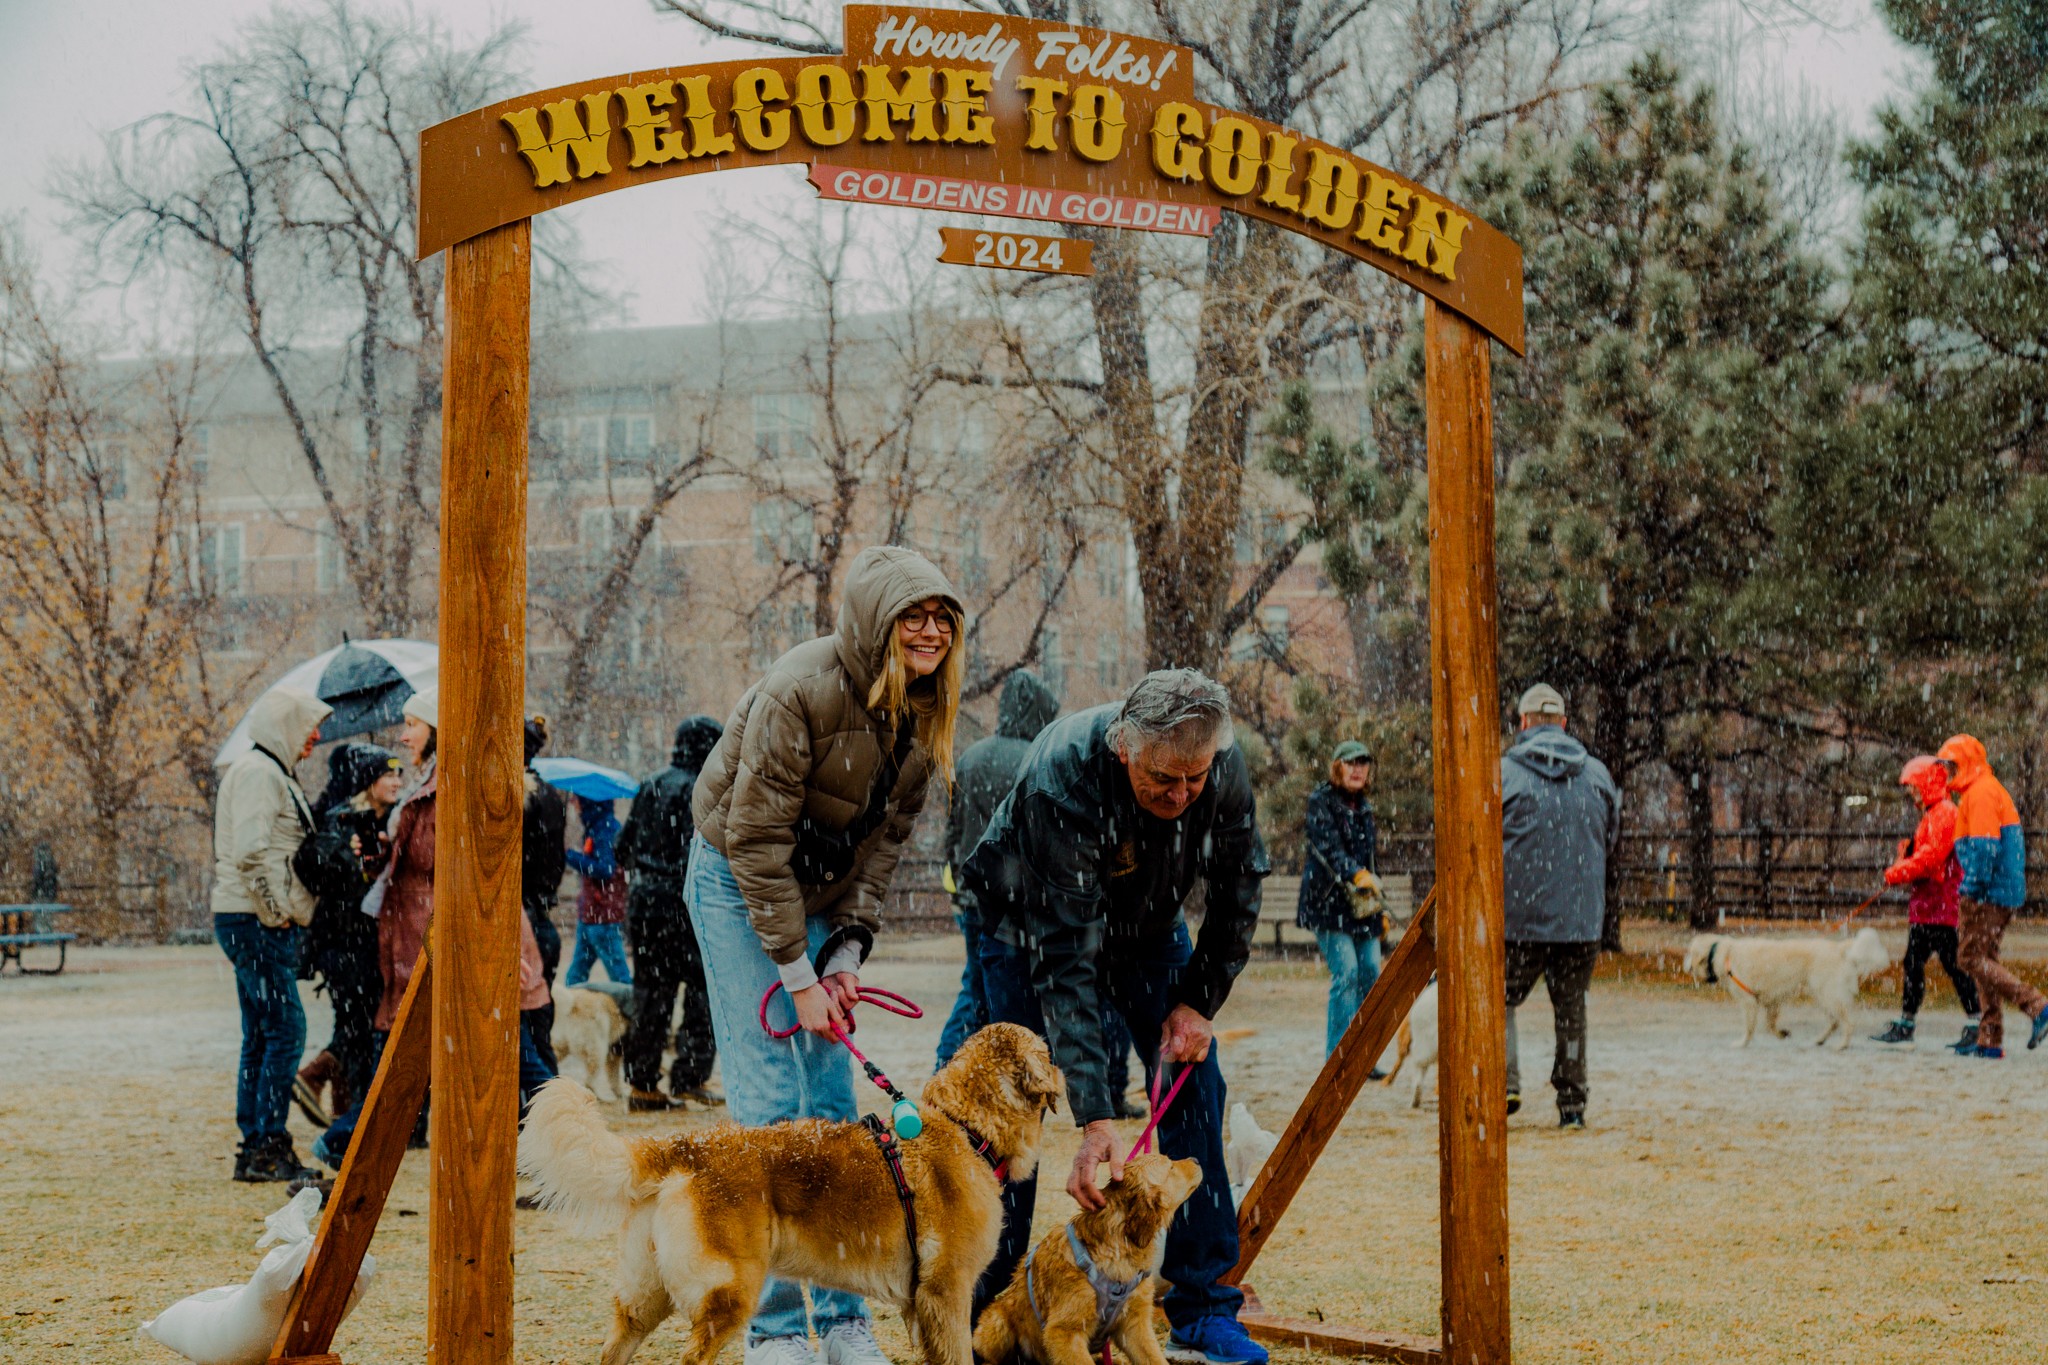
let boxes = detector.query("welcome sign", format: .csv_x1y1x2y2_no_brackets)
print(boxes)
416,4,1523,350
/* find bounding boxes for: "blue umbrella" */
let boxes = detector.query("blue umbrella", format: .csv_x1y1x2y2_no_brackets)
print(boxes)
531,757,640,800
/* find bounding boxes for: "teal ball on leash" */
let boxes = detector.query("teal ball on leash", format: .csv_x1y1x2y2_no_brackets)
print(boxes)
892,1098,923,1139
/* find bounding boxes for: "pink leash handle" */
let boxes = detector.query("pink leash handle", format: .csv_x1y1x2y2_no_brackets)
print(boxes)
1129,1044,1192,1156
758,981,927,1137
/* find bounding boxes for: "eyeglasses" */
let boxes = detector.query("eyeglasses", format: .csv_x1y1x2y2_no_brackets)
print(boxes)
899,607,954,634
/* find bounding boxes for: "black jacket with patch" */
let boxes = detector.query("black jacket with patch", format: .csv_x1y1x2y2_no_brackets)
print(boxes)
960,704,1269,1123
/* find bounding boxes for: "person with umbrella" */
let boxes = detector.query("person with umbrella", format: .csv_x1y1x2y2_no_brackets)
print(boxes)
212,685,331,1184
293,744,403,1135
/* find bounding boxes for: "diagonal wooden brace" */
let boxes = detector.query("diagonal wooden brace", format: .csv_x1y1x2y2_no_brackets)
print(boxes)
270,950,435,1362
1226,893,1437,1281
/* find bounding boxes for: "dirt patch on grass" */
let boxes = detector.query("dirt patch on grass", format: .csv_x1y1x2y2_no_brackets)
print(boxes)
4,928,2046,1364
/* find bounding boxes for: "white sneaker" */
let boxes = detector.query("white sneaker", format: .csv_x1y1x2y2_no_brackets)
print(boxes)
822,1319,893,1365
746,1336,820,1365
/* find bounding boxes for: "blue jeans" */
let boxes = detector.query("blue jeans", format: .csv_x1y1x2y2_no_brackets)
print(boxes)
1313,928,1383,1057
686,833,868,1344
976,924,1244,1329
215,914,308,1148
936,900,989,1067
566,921,633,987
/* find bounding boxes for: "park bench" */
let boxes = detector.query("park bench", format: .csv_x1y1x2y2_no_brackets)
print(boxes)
1254,874,1416,953
0,903,77,975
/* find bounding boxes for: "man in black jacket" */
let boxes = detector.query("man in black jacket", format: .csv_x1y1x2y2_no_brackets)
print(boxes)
617,716,724,1110
961,669,1269,1365
937,668,1059,1066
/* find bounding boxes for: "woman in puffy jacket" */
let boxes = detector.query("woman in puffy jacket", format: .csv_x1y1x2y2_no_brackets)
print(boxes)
1296,740,1382,1057
685,545,961,1365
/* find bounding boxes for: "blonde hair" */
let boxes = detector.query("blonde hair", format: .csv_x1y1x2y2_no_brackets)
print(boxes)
867,604,965,785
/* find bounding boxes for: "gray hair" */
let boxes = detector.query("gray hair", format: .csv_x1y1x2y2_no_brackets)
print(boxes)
1106,669,1235,758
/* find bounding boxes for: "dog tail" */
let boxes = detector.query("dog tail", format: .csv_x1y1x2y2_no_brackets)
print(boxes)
1381,1018,1411,1086
518,1077,649,1237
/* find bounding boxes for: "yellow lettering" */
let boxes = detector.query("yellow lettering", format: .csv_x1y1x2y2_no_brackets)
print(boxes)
1205,116,1262,196
616,81,684,169
859,65,940,143
940,68,995,145
1354,171,1411,253
500,93,613,189
794,64,857,146
1401,195,1472,280
1259,132,1301,212
1150,103,1203,181
1067,85,1125,163
677,75,735,158
1016,76,1067,151
732,68,791,152
1299,148,1359,231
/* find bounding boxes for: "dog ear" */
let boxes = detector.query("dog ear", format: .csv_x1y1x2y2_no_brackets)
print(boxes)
1115,1179,1170,1250
1019,1038,1064,1112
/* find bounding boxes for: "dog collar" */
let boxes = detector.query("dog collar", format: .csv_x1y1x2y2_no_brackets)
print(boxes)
930,1105,1009,1182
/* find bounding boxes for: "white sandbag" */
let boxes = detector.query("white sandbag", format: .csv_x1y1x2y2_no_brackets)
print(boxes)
139,1188,376,1365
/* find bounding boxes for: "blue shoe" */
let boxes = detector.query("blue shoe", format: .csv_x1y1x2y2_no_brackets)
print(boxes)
2030,1010,2048,1052
1973,1045,2005,1060
1167,1316,1269,1365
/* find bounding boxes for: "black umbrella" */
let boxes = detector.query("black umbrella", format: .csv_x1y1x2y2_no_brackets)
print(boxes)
315,643,417,740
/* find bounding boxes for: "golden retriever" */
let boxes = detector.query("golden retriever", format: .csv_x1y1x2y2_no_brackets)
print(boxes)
1378,980,1438,1109
973,1153,1201,1365
551,982,630,1102
1683,928,1892,1050
519,1022,1063,1365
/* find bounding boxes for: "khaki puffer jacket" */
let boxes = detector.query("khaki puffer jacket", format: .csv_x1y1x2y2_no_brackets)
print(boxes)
211,688,333,927
694,546,961,981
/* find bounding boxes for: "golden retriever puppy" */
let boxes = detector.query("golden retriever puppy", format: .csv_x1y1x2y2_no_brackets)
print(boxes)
1378,980,1438,1109
520,1022,1063,1365
1683,928,1892,1050
973,1154,1201,1365
551,982,629,1102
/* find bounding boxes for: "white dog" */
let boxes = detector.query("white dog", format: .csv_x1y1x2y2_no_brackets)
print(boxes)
1379,981,1438,1108
1683,928,1891,1050
1225,1102,1279,1202
550,983,629,1101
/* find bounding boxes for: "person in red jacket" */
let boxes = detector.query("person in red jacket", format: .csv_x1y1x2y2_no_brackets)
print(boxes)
1871,756,1981,1047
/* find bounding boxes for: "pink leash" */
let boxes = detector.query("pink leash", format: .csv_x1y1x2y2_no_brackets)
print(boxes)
1128,1044,1192,1156
759,981,926,1136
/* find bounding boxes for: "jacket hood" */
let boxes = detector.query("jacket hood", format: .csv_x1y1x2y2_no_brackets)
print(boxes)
1900,754,1951,808
671,715,724,770
246,687,333,766
833,546,962,699
1937,734,1991,792
996,669,1060,741
1505,723,1588,781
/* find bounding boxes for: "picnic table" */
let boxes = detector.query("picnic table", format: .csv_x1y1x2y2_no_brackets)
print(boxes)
0,903,77,975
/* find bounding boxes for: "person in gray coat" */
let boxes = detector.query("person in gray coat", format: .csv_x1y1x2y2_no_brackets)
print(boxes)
1500,683,1619,1128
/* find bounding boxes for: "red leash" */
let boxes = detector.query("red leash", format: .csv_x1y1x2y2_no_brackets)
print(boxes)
759,981,926,1137
1836,887,1886,933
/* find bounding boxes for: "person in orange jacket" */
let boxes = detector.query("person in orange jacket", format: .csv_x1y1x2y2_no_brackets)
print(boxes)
1938,734,2048,1057
1871,756,1980,1047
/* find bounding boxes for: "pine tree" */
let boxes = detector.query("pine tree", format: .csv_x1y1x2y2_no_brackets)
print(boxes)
1382,54,1845,931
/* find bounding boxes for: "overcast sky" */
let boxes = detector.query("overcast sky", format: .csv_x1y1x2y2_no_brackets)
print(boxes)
0,0,1920,330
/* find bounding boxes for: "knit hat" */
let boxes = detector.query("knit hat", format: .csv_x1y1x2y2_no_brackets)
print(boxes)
402,685,439,730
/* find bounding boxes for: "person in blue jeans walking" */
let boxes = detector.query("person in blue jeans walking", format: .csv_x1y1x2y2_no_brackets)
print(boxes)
686,546,963,1365
565,794,632,987
1296,741,1384,1058
960,669,1272,1365
211,686,332,1183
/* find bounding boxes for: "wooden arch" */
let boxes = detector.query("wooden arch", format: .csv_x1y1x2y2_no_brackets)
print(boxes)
270,7,1520,1364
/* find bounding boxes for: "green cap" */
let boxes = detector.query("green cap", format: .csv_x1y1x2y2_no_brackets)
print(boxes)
1332,740,1373,764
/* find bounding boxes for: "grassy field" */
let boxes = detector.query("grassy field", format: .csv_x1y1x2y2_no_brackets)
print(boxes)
3,923,2045,1364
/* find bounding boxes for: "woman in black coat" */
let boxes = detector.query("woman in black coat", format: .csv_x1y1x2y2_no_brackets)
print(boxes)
1296,740,1381,1056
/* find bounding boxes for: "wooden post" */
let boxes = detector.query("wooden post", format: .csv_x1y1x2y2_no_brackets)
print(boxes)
1424,301,1510,1365
429,219,531,1365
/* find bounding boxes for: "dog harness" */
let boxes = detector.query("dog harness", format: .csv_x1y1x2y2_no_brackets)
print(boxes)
1701,942,1756,997
861,1115,922,1295
1025,1224,1149,1353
